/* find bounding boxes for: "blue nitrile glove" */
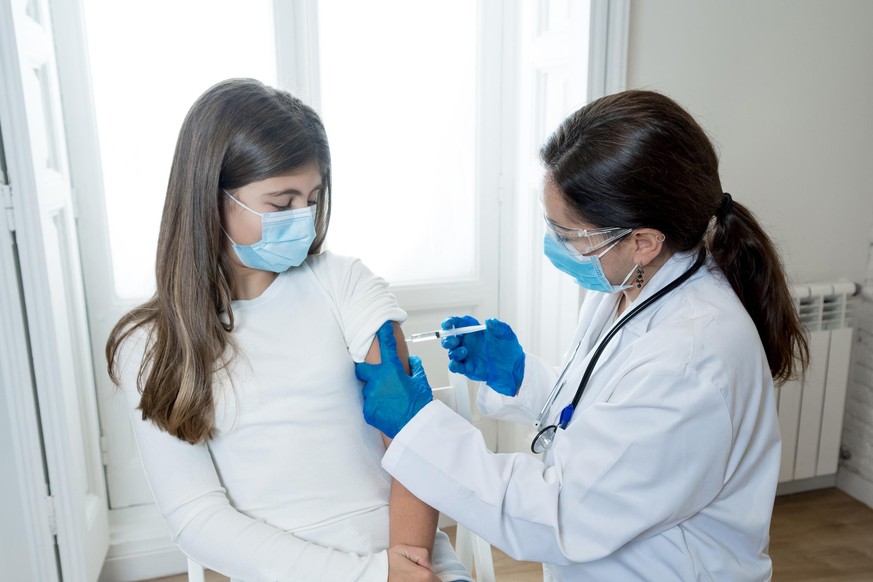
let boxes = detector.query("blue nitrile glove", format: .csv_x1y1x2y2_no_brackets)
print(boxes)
440,316,525,397
355,321,434,439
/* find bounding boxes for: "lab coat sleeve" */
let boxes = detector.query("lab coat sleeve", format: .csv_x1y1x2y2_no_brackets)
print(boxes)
118,334,389,582
383,360,732,566
476,352,558,424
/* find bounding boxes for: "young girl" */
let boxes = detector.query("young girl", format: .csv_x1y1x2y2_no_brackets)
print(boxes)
106,78,470,582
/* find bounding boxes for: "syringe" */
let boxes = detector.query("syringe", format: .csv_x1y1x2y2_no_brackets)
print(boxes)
405,324,486,343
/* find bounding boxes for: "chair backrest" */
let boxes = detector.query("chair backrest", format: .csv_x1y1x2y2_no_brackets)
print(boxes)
431,372,475,421
431,373,496,582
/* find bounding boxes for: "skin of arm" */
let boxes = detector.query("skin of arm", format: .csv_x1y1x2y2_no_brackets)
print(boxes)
365,321,439,559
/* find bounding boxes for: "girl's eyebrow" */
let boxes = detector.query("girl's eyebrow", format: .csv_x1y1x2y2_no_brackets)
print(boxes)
263,184,323,198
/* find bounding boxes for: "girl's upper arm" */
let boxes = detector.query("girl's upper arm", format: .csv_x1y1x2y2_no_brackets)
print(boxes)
364,321,410,373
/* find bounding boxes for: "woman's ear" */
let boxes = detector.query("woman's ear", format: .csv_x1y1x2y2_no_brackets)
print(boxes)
630,229,667,267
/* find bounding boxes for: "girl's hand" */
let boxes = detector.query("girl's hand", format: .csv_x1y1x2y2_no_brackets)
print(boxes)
387,545,439,582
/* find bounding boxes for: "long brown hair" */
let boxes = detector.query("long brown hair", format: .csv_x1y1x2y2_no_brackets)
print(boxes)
540,90,808,384
106,79,332,443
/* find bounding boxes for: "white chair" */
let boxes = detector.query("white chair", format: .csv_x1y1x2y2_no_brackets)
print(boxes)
187,372,496,582
187,558,205,582
431,372,496,582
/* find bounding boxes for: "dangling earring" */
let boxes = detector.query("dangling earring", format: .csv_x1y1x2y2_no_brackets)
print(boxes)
635,266,644,288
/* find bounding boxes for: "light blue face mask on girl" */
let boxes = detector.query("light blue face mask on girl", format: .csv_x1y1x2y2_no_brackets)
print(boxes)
543,231,636,293
222,189,316,273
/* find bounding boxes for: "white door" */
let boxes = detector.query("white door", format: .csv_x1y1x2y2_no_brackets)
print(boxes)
0,0,109,580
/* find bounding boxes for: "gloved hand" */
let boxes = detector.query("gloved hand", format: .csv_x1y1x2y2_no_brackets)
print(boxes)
355,321,434,439
440,316,525,396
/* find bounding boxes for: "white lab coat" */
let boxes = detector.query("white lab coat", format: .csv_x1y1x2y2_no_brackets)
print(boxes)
383,251,781,581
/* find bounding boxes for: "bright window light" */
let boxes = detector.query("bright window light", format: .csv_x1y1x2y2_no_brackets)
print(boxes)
318,0,478,284
82,0,276,299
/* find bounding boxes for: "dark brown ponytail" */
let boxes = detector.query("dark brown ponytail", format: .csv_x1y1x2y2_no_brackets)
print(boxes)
706,194,809,384
541,90,808,384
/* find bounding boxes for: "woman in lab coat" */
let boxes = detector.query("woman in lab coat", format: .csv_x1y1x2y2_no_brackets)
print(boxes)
355,90,810,581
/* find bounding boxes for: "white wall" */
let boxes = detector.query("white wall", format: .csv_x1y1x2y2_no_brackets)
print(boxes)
626,0,873,506
626,0,873,285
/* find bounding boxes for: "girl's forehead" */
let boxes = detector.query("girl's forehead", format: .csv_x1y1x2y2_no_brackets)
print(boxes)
234,163,323,198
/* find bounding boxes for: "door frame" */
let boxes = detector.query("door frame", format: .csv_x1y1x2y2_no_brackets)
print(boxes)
0,0,109,579
0,146,60,582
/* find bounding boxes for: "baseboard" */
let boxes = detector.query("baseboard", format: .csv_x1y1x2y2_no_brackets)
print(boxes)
775,474,837,496
100,544,186,582
837,467,873,510
98,505,187,582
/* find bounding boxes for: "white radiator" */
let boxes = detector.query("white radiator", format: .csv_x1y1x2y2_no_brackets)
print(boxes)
776,280,856,486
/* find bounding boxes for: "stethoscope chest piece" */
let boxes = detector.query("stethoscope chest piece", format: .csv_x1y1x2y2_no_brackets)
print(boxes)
532,424,557,454
531,403,575,454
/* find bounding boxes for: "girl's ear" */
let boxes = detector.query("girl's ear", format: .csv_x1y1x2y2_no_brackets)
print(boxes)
630,228,667,267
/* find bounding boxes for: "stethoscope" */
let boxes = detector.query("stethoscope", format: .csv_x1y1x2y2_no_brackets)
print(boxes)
531,249,707,454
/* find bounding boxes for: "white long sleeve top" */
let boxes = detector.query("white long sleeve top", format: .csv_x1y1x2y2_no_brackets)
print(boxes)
382,251,781,581
119,252,470,582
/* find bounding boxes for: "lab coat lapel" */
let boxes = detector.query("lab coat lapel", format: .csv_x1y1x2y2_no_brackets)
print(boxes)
575,291,621,353
576,251,702,408
575,319,625,407
560,293,623,411
620,251,701,338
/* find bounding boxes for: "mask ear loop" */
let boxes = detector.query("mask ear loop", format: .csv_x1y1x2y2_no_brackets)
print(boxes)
594,236,625,258
591,237,638,289
220,189,254,245
223,189,262,216
615,231,666,287
220,225,239,246
619,264,639,287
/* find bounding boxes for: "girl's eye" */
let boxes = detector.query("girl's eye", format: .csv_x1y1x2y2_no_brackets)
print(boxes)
271,203,292,211
307,199,317,207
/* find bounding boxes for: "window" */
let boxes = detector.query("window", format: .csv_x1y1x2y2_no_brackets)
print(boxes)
82,0,276,298
318,0,478,284
73,0,504,510
65,0,621,518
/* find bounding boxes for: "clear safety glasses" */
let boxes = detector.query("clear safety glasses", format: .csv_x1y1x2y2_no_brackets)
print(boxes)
543,214,632,256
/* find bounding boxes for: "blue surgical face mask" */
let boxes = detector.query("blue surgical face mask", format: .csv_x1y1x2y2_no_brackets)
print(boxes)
543,231,636,293
222,189,317,273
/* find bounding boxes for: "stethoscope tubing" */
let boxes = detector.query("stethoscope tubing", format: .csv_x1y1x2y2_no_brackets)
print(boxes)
531,248,707,454
534,340,584,429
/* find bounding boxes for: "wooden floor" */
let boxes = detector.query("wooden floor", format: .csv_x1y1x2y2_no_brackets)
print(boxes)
148,488,873,581
770,488,873,581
